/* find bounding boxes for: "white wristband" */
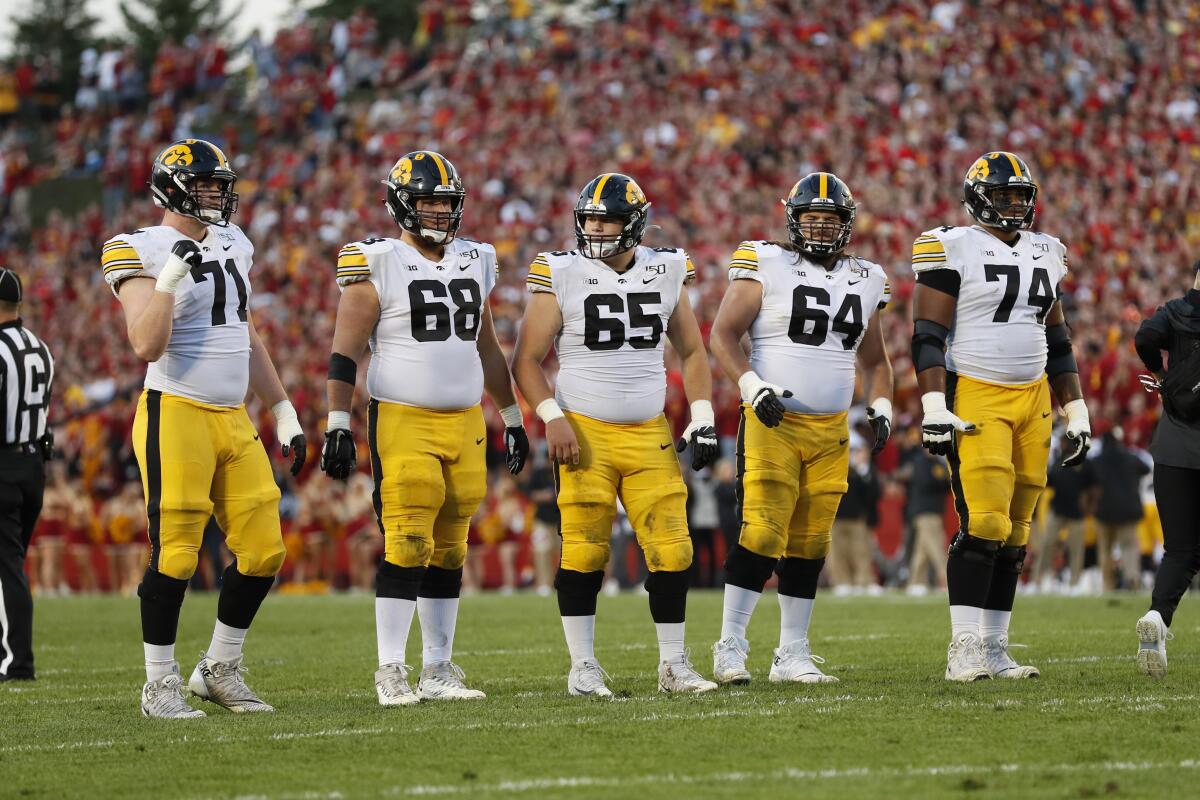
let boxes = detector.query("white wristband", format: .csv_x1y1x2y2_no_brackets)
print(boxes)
921,392,947,415
536,398,565,424
271,400,298,422
155,253,192,294
1063,398,1089,423
736,371,762,401
499,403,524,428
326,410,351,431
689,400,715,425
869,397,892,421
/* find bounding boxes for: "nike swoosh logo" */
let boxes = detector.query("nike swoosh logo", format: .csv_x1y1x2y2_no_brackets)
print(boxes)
659,443,671,450
253,433,260,441
1032,254,1043,260
643,277,657,284
1042,411,1052,418
476,437,485,445
223,244,233,251
460,264,470,271
848,280,861,286
838,438,849,445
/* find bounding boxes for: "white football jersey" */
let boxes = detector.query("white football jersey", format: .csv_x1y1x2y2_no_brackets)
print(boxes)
911,225,1068,385
527,246,695,424
729,241,890,414
102,224,254,406
336,236,498,410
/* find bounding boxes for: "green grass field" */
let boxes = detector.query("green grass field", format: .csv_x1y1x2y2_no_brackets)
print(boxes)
2,591,1196,799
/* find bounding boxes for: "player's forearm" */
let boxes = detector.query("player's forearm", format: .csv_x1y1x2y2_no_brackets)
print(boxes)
327,379,355,415
915,365,946,395
710,326,753,385
1050,371,1084,406
512,352,555,408
248,336,289,408
680,347,713,405
127,293,176,362
863,357,895,404
478,317,519,409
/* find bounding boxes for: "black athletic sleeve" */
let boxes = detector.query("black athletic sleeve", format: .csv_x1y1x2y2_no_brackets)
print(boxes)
1134,306,1171,373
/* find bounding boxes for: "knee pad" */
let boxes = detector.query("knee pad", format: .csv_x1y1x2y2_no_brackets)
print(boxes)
776,557,825,599
948,531,1002,564
560,537,611,574
156,548,200,581
419,565,463,599
385,531,434,568
237,541,286,577
787,530,832,560
559,505,612,573
138,568,189,605
376,559,425,601
994,546,1027,576
738,473,794,559
968,510,1013,543
555,568,604,616
643,536,693,573
724,544,778,591
429,541,467,570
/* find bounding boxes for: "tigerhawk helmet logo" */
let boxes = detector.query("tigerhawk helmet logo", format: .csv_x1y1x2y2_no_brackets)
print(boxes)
391,157,413,186
161,144,193,167
625,180,647,205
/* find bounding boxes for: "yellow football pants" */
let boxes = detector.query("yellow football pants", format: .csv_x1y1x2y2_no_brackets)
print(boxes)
132,390,284,580
556,411,690,573
947,374,1052,547
368,400,487,570
737,408,849,560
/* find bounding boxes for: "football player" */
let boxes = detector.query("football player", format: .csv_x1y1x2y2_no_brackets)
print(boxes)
512,173,720,696
320,151,529,706
709,172,893,685
910,151,1091,681
103,139,307,718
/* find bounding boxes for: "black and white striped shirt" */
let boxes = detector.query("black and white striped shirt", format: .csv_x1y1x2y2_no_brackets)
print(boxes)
0,320,54,446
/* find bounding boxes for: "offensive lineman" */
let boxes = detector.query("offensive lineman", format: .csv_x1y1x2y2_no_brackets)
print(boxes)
512,173,720,696
710,172,893,685
104,139,307,718
320,151,529,705
911,151,1091,681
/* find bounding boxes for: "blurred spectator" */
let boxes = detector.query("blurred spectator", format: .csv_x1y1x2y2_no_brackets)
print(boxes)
896,426,950,595
712,458,740,584
524,454,560,596
828,445,881,595
1092,429,1151,591
1032,438,1099,593
686,467,721,588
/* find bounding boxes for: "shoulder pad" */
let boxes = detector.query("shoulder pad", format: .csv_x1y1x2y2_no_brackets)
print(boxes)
336,239,389,284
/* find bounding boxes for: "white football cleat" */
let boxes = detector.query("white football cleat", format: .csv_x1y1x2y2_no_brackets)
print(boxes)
659,650,718,694
189,653,274,713
417,661,486,700
142,666,206,719
1136,611,1172,679
945,632,991,682
375,664,420,706
712,636,751,685
568,658,613,698
769,639,839,684
982,636,1040,679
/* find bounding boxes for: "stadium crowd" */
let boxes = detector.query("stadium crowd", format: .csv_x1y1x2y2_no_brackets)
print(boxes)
0,0,1194,594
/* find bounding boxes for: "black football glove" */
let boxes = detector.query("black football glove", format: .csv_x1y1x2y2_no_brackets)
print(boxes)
1061,399,1092,468
38,429,54,461
920,392,975,456
170,238,203,265
865,400,892,456
738,373,793,428
321,428,357,480
676,422,719,471
272,401,307,477
505,426,530,475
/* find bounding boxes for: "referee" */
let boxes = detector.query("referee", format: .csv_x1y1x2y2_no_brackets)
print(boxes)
0,268,54,682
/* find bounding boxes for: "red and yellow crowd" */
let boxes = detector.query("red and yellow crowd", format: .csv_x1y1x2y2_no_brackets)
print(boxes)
1,0,1194,593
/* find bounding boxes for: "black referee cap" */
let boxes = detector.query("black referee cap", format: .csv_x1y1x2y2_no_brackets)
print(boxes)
0,268,21,303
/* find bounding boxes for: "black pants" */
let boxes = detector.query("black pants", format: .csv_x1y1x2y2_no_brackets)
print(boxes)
0,449,45,679
1151,463,1200,627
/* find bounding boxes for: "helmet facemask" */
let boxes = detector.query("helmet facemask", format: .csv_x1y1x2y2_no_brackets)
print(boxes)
152,170,239,226
785,204,855,258
970,183,1037,232
574,207,648,260
386,185,465,244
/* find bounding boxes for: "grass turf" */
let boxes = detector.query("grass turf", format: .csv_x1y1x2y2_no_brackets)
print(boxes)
1,591,1195,799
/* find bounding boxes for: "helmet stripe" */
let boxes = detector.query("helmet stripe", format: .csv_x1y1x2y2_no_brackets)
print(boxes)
1003,152,1023,178
591,173,613,205
819,172,828,199
427,152,450,185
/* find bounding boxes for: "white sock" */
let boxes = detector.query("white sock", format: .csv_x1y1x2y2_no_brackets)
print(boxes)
376,597,417,668
778,594,815,647
950,605,983,639
562,615,596,664
656,622,685,662
980,609,1011,645
144,643,176,682
417,596,459,666
207,620,248,663
720,585,762,645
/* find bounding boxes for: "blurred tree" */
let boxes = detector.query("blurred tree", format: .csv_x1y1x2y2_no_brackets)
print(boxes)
10,0,101,100
308,0,419,45
119,0,238,62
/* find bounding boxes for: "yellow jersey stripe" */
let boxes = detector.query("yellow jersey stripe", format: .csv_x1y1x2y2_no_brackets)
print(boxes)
912,255,949,263
101,249,140,266
528,258,552,280
526,277,553,288
103,260,143,273
337,269,371,277
337,253,369,269
102,240,132,252
729,258,759,267
912,241,947,256
591,174,613,205
427,152,450,185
